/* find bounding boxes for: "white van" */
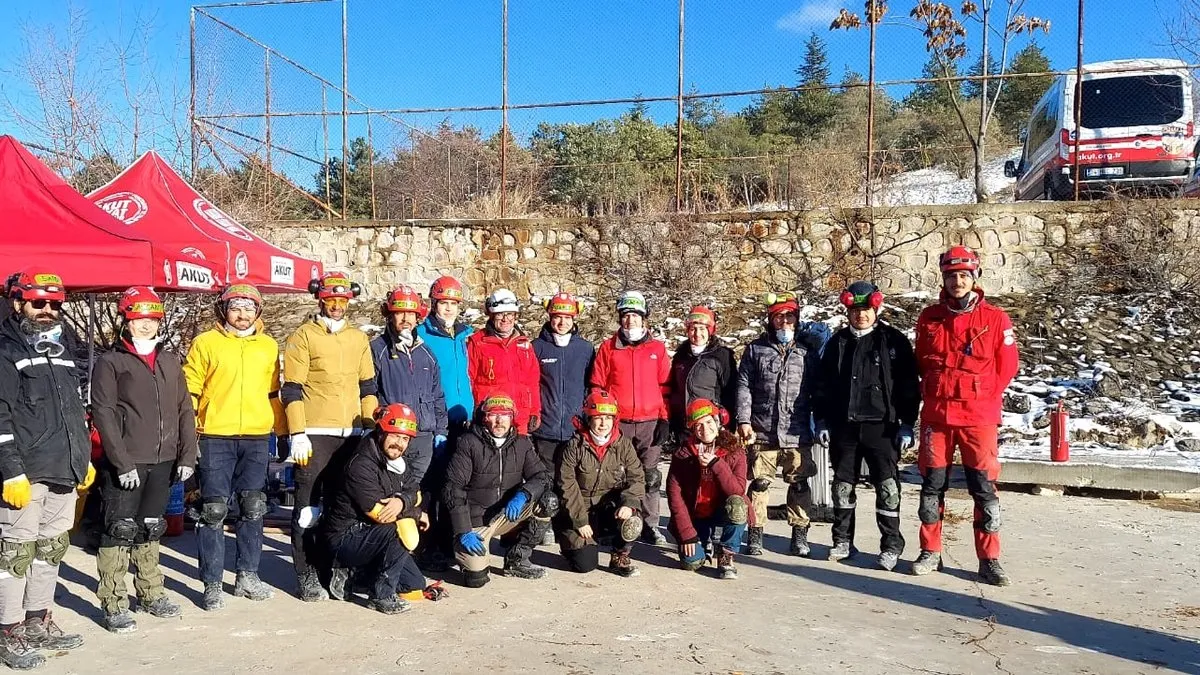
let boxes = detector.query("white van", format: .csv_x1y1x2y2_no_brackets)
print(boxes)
1005,58,1196,199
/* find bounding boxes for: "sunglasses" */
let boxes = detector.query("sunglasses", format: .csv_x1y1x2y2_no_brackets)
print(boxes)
322,297,349,307
29,300,63,311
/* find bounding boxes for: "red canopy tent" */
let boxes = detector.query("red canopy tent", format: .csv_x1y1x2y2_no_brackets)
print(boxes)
89,151,323,293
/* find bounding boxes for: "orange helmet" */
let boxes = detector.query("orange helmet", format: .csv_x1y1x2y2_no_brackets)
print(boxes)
373,403,419,437
6,269,65,303
582,390,620,418
308,272,360,300
939,246,980,275
120,286,165,320
429,275,465,302
545,292,581,317
384,285,428,319
686,398,730,429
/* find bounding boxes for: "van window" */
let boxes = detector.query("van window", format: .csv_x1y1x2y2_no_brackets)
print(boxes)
1026,82,1060,157
1080,74,1185,128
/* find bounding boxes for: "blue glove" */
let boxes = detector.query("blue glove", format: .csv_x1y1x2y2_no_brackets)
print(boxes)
434,434,448,452
505,491,529,521
459,531,486,556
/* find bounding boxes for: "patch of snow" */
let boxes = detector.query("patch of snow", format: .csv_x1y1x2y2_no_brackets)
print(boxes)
873,152,1019,206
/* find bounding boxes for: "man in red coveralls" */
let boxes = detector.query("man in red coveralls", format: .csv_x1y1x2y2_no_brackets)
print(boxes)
466,288,542,435
912,246,1019,586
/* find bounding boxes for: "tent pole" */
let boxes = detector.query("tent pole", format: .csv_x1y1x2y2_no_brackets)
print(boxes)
86,294,96,404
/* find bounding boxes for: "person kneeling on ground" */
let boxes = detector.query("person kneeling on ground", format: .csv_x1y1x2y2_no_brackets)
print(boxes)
443,393,556,588
666,399,752,580
555,390,644,577
320,404,444,615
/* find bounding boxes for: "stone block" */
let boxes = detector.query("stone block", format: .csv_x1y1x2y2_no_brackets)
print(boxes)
502,233,516,247
502,248,519,264
1047,224,1067,247
522,247,536,259
532,230,544,246
376,231,395,248
557,244,573,261
516,229,531,246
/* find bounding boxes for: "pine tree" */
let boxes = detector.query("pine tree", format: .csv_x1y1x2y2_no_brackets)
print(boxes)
963,51,1003,100
788,32,839,138
995,42,1053,134
905,55,962,110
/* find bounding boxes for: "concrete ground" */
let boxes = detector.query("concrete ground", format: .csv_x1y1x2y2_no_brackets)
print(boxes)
37,480,1200,675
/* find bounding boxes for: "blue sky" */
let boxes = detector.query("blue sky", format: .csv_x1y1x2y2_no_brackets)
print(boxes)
0,0,1188,180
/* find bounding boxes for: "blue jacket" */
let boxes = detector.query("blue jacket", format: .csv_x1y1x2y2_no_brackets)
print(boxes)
416,316,475,428
531,324,595,443
370,327,448,436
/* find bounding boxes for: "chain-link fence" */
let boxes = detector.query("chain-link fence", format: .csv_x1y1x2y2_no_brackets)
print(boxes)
190,0,1200,220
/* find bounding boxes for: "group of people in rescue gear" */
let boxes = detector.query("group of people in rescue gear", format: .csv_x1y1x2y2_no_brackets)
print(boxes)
0,241,1017,665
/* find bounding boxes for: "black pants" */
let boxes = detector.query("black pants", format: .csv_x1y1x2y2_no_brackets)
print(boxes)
292,435,356,574
829,422,905,554
531,437,564,474
553,491,636,573
100,460,174,547
329,522,425,600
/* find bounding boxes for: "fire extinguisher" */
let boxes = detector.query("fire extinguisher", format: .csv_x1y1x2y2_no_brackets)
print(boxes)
1050,400,1069,462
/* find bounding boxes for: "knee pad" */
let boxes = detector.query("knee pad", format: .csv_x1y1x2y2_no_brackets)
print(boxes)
35,531,70,565
645,468,662,493
786,481,809,501
724,495,749,526
535,491,560,518
832,481,855,509
0,540,36,578
917,493,942,525
463,569,490,589
980,500,1002,533
238,490,269,521
878,478,901,511
964,468,997,497
142,517,167,542
922,466,949,492
565,545,599,574
198,500,229,527
618,515,643,543
749,477,771,494
106,517,139,546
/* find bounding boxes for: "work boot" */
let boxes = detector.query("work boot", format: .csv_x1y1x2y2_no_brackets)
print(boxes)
102,610,138,635
878,551,900,572
745,527,764,556
18,613,84,649
503,546,547,580
0,627,44,670
138,595,182,619
295,570,328,602
202,582,225,611
788,526,811,557
912,550,943,576
233,572,274,601
641,525,668,547
328,567,351,601
608,549,639,578
462,569,490,589
829,541,854,562
978,559,1012,587
367,595,412,615
717,550,738,580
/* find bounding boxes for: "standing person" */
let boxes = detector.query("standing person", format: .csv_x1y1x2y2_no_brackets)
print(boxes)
531,292,594,469
812,282,920,571
735,292,821,558
282,272,378,602
666,399,751,580
371,285,447,486
466,288,541,435
443,394,556,588
555,390,644,577
589,290,670,546
667,305,737,436
183,283,284,610
0,270,90,669
91,288,198,633
913,247,1019,586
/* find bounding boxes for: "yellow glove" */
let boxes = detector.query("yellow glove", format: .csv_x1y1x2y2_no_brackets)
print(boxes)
77,463,96,492
3,475,32,509
396,518,420,551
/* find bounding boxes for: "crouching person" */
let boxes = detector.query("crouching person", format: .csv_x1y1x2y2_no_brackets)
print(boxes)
321,404,436,615
555,391,644,577
666,399,752,580
444,394,556,588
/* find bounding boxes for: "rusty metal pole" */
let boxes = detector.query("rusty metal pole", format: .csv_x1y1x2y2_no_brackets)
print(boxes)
674,0,685,212
189,8,198,178
446,144,452,209
341,0,349,220
1072,0,1084,201
865,2,877,209
367,111,376,220
500,0,509,218
322,86,331,220
410,128,417,218
264,49,272,206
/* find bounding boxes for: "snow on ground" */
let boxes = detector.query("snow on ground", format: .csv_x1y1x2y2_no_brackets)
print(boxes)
874,152,1020,206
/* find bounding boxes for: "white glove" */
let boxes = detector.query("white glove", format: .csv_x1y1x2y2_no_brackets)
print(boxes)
118,469,141,490
176,465,194,483
290,433,313,467
816,424,830,447
297,506,322,529
896,425,916,452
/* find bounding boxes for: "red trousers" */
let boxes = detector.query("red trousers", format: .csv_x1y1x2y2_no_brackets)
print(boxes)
917,423,1001,560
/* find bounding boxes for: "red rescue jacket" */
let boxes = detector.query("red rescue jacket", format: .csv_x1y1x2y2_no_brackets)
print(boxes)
914,290,1019,427
466,328,542,433
589,331,670,422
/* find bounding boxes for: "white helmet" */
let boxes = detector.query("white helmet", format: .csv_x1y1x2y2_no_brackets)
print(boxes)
485,288,520,315
616,290,648,317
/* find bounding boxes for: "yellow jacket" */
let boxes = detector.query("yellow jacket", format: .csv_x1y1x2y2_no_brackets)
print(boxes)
282,317,378,436
183,321,285,437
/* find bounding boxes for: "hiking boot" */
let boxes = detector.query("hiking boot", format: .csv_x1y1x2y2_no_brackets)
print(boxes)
138,595,182,619
367,595,412,615
717,551,738,580
788,526,811,557
328,567,351,601
829,541,854,562
18,613,84,649
745,527,764,556
540,529,556,547
102,609,138,635
878,551,900,572
233,572,274,601
641,526,668,547
978,559,1012,587
295,570,328,602
462,569,491,588
0,628,44,670
608,550,639,578
503,557,547,580
202,582,225,611
912,550,943,576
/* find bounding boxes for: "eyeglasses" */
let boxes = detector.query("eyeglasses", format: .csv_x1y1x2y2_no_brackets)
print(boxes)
29,300,63,311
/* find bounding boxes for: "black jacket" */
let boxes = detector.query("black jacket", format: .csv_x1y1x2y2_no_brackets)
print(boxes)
91,342,199,476
322,433,421,539
812,323,920,428
531,324,595,443
0,316,90,488
668,338,737,433
442,424,549,535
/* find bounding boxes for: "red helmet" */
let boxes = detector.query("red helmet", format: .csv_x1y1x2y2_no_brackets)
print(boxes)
939,246,980,275
373,403,419,437
219,283,263,306
685,305,717,333
120,287,165,320
7,269,66,303
765,291,799,317
686,398,730,429
384,285,428,319
582,390,620,418
429,275,465,302
308,272,360,300
545,292,581,317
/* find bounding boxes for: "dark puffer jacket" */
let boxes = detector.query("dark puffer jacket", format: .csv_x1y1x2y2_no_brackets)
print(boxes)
322,432,421,540
370,326,448,436
667,338,737,433
442,424,550,535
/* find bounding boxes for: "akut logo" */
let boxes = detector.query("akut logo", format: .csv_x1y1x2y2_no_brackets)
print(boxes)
96,192,148,225
192,198,253,241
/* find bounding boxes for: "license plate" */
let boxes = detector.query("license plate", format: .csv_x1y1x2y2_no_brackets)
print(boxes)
1086,166,1124,178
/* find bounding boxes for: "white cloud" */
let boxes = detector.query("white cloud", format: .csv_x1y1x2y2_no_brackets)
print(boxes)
775,1,843,33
